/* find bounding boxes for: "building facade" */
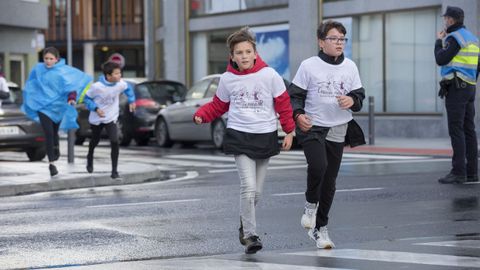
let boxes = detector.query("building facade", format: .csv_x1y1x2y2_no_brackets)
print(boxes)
0,0,48,88
44,0,146,78
153,0,480,138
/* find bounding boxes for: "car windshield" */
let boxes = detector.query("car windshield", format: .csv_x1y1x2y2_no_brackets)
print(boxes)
139,82,187,105
185,79,211,100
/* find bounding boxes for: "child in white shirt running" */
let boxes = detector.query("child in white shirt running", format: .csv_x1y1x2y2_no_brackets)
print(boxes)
84,61,136,179
194,27,295,254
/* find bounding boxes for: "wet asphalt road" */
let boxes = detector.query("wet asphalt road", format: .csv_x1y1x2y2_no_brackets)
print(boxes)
0,144,478,269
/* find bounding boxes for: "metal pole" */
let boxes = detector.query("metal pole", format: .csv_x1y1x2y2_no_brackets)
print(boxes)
67,0,75,163
368,96,375,145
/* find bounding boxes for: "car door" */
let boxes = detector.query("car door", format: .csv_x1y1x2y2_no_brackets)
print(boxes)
167,77,215,140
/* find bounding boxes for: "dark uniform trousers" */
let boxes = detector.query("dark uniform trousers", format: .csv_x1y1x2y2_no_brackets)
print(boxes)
445,79,478,177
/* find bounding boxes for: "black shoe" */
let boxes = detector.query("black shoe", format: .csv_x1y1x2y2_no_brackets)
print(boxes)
111,171,121,179
244,235,262,254
466,175,479,182
239,221,246,246
86,156,93,173
49,164,58,177
438,173,466,184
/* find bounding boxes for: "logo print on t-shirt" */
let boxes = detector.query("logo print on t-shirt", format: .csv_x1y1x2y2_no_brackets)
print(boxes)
96,92,116,107
232,86,265,113
316,74,351,98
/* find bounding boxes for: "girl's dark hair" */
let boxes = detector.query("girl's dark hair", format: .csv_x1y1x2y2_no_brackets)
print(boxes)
42,47,60,59
317,20,347,40
226,26,256,54
101,61,121,76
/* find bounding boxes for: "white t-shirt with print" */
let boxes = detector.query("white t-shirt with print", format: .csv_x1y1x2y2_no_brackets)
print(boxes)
216,67,285,134
86,79,128,125
292,56,362,127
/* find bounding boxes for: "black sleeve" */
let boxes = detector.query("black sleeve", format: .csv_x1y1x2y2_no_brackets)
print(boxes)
287,83,307,117
347,87,365,112
434,37,461,66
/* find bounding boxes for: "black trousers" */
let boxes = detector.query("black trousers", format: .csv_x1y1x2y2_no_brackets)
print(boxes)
445,81,478,177
38,112,60,162
303,138,344,228
87,122,119,173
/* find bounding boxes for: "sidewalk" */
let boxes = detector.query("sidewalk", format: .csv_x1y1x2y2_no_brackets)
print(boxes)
0,137,454,197
344,137,453,156
0,157,167,197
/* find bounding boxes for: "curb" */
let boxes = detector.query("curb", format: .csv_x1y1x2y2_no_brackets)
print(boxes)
0,168,169,197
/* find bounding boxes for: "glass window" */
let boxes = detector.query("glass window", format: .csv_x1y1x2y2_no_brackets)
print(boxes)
186,78,211,100
347,8,441,113
385,9,440,113
205,78,219,98
352,14,383,113
190,0,288,17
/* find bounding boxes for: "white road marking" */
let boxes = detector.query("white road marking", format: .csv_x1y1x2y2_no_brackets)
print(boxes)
85,258,354,270
288,249,480,268
272,187,384,197
343,153,428,159
416,240,480,249
86,198,201,208
208,158,450,173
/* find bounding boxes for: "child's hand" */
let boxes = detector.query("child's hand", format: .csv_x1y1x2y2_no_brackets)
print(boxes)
194,116,203,124
96,108,105,117
129,103,136,113
281,132,294,151
296,114,312,132
336,95,353,110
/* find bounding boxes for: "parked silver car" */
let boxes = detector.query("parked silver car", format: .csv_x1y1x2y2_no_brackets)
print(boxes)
155,74,225,148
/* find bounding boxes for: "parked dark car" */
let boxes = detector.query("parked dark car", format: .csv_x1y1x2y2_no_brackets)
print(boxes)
75,78,187,146
0,82,46,161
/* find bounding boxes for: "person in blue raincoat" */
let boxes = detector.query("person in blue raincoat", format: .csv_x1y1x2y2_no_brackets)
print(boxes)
22,47,92,176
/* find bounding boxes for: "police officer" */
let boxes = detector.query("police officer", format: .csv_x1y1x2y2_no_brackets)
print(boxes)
435,6,480,184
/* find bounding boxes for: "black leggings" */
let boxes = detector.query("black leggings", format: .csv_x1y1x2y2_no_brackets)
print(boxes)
87,122,119,172
38,112,60,162
303,139,344,228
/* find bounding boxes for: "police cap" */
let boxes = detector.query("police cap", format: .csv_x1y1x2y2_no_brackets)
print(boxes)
442,6,464,21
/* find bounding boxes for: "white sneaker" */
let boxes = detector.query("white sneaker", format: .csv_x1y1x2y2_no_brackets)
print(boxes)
301,202,317,229
308,227,335,249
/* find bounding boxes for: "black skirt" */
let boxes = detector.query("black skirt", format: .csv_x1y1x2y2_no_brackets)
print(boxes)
223,128,279,159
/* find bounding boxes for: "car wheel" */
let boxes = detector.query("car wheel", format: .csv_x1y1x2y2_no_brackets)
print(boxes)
211,120,225,149
75,135,85,146
135,135,150,146
26,147,46,161
155,117,173,147
117,119,132,146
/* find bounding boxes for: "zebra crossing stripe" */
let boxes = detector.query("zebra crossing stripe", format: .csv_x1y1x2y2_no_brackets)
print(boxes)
288,249,480,268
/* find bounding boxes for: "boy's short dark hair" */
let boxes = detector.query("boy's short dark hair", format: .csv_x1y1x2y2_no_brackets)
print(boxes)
226,26,256,54
101,61,122,76
317,20,347,40
43,47,60,59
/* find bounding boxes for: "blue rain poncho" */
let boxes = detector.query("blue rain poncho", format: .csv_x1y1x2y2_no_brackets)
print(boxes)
21,59,92,130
